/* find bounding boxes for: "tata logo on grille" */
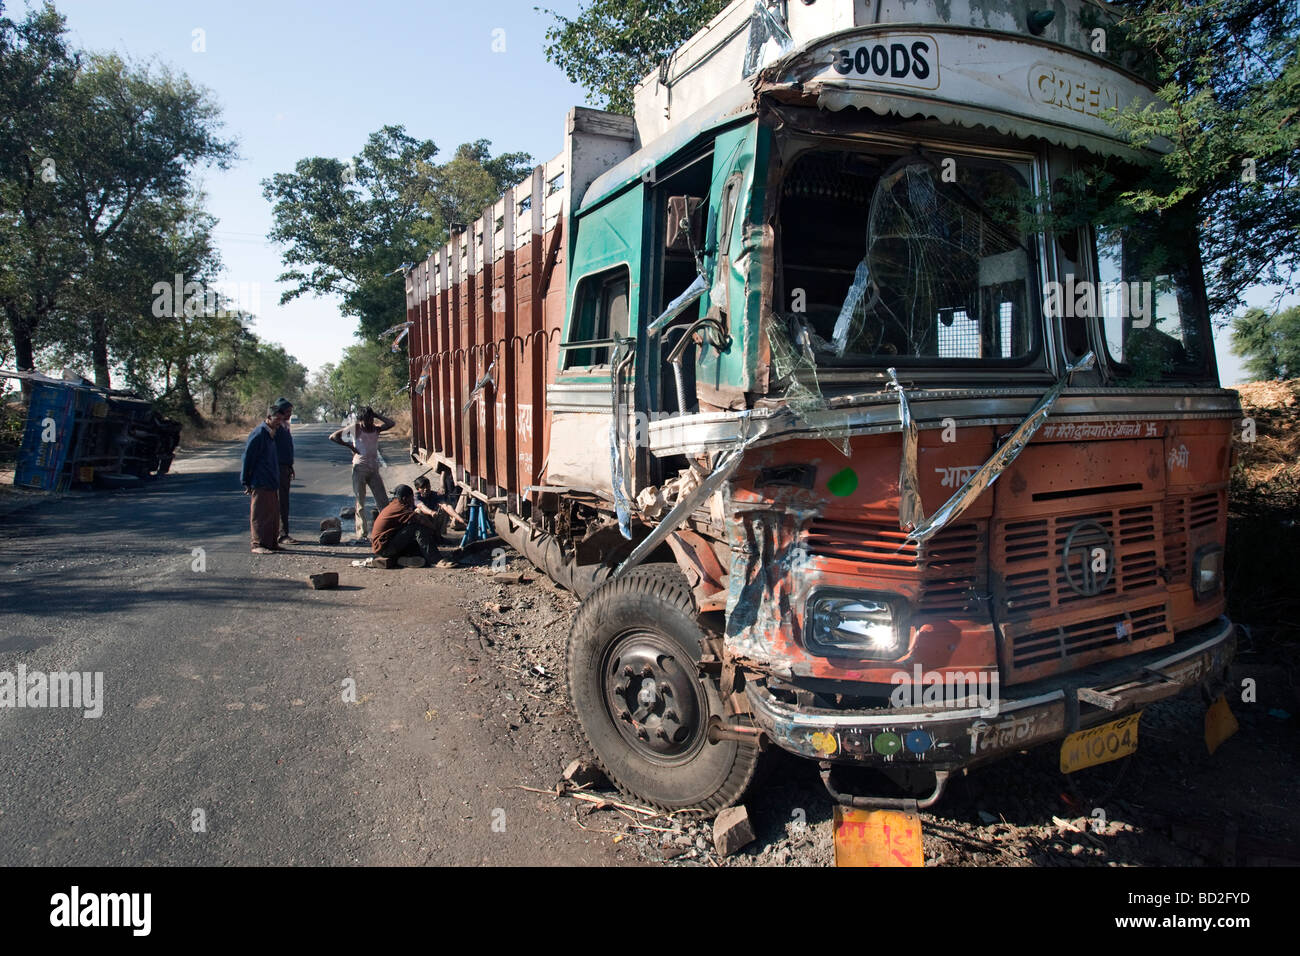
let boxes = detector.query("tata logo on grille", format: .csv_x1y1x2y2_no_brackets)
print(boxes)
1062,520,1114,597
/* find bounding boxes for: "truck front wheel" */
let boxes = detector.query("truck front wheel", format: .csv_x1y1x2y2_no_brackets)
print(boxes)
566,564,759,814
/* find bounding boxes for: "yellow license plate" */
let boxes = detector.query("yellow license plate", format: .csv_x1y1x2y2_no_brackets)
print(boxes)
1060,711,1142,773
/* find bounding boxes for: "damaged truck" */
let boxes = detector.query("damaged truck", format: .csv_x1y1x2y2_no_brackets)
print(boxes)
404,0,1239,812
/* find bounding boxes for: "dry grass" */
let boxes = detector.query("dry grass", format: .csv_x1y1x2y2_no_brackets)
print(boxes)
1230,379,1300,484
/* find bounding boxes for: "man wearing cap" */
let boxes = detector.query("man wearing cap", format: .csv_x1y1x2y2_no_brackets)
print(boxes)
272,398,298,544
241,405,284,554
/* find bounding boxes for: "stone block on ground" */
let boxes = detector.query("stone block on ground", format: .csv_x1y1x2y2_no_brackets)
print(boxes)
308,572,339,590
712,805,755,857
319,529,342,545
562,758,609,789
320,516,341,532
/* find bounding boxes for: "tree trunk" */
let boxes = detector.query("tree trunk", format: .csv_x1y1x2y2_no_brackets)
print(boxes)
6,307,38,397
174,358,204,425
90,311,111,388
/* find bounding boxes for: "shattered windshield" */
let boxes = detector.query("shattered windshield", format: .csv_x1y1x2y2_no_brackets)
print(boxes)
778,150,1041,365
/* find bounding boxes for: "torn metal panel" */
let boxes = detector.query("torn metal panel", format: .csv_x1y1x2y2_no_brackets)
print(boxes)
611,442,748,578
904,351,1096,546
665,528,730,612
887,367,923,533
647,273,709,336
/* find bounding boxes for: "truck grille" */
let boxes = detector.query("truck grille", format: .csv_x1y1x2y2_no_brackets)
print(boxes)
994,505,1162,614
992,502,1173,683
804,519,983,614
1003,603,1170,680
1163,490,1224,583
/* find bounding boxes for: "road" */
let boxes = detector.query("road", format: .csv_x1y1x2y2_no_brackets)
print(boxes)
0,424,630,865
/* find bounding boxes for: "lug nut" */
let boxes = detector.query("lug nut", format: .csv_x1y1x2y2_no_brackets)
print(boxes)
622,665,633,677
614,682,628,695
618,709,631,721
664,710,677,722
636,728,649,740
660,685,671,697
655,728,668,740
641,664,654,677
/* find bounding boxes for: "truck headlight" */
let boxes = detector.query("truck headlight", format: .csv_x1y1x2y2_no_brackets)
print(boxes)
806,592,906,659
1193,546,1224,598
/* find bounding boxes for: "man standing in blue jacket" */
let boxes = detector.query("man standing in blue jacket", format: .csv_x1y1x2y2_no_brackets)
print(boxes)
241,405,283,554
272,398,297,544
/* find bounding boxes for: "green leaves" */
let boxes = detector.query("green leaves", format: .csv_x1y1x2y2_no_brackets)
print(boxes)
263,129,531,342
1107,0,1300,319
1232,305,1300,380
539,0,729,114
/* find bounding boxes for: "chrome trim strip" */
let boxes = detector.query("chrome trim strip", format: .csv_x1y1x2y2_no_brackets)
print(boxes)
648,387,1242,455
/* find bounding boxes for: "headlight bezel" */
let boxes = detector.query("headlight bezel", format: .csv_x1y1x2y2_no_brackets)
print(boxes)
803,589,911,660
1192,544,1225,600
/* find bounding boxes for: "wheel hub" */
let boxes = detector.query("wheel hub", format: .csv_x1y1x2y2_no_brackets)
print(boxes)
605,634,702,758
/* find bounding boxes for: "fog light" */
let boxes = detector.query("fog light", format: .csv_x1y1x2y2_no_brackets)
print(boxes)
806,592,905,658
1193,545,1224,598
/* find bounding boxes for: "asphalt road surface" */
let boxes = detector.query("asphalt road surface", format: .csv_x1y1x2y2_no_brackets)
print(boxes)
0,424,629,866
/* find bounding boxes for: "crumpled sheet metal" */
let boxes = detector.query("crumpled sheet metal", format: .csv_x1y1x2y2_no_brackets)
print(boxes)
612,409,791,578
905,352,1097,547
766,317,852,456
719,496,999,684
888,367,924,533
609,415,633,539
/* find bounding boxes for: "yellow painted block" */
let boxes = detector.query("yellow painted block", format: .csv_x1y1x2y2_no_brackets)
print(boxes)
833,807,923,867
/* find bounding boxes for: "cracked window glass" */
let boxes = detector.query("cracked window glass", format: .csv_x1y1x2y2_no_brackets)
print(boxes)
778,150,1041,366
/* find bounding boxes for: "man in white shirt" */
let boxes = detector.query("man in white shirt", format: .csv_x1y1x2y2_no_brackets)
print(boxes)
329,406,393,542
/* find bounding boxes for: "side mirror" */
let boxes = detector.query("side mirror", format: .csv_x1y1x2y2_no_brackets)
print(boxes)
665,195,705,255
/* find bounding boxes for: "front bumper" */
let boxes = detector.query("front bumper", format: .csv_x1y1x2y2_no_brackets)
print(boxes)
745,616,1235,770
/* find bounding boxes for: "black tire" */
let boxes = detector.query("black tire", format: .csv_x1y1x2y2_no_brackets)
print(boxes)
566,563,760,815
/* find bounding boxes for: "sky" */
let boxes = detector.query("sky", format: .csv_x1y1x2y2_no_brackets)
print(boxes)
39,0,1291,385
47,0,589,376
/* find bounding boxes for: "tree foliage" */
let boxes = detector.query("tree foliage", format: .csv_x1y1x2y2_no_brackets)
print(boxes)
1232,305,1300,380
540,0,728,114
263,129,530,342
0,2,304,425
1103,0,1299,319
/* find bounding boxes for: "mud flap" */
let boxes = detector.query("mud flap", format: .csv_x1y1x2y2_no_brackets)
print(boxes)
1204,693,1239,755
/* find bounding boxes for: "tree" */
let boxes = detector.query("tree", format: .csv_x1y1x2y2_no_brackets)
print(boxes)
0,1,82,384
540,0,728,114
56,53,236,386
1105,0,1300,320
0,3,236,390
329,339,405,413
263,127,530,343
1232,305,1300,380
